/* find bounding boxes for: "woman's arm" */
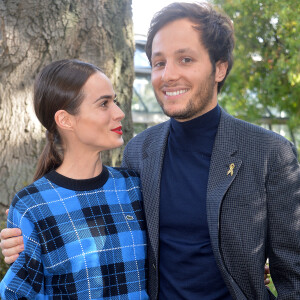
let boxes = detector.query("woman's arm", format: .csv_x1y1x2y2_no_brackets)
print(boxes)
0,205,44,298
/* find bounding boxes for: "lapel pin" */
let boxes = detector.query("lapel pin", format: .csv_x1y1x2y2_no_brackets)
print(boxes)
227,163,235,176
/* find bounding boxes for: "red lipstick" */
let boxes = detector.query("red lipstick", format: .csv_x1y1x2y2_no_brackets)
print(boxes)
111,126,123,135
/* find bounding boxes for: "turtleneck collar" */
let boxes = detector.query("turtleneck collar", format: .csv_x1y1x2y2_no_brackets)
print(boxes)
169,104,221,152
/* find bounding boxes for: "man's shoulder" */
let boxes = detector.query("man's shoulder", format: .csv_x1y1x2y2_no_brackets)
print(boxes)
224,111,291,144
107,166,140,179
222,111,296,160
122,121,170,169
127,120,170,146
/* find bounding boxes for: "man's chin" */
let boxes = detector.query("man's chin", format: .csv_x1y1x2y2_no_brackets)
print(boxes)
163,109,195,121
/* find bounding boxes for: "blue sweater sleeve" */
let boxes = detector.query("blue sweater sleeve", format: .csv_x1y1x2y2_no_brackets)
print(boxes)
0,198,45,299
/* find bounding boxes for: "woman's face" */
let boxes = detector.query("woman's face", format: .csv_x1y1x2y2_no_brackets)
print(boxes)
71,71,125,152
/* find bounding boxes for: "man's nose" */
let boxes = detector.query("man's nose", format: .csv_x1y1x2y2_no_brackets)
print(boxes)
161,61,179,83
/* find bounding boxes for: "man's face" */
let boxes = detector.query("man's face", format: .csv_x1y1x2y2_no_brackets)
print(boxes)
151,18,225,122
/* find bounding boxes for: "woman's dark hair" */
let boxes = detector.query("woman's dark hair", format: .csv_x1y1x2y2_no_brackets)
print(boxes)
145,2,235,93
33,59,103,181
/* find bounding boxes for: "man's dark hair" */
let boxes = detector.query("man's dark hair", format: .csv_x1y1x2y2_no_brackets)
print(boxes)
146,2,235,92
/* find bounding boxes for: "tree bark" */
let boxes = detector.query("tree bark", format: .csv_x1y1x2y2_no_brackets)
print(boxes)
0,0,134,213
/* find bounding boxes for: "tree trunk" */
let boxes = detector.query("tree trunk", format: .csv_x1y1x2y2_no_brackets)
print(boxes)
0,0,134,213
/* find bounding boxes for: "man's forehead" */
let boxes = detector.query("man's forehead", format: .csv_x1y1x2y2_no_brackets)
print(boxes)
152,19,201,44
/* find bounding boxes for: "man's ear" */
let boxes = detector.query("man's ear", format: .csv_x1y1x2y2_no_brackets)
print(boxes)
215,61,228,83
54,110,73,131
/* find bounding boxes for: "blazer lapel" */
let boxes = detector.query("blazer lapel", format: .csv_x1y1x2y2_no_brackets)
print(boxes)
140,121,170,262
207,110,242,267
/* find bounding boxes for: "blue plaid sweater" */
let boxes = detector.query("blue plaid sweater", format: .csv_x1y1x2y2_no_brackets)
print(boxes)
0,166,148,299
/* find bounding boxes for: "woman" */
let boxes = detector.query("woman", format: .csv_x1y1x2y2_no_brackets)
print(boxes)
0,59,148,299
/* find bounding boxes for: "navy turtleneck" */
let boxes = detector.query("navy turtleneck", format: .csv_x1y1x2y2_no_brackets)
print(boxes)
159,105,232,299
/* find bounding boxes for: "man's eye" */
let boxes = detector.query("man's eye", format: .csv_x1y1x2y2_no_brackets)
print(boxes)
153,61,165,68
181,57,192,63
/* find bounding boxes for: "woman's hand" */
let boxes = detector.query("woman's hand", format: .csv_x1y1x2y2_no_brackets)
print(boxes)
264,264,270,285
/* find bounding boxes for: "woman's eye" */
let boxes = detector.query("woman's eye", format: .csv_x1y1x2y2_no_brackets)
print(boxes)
114,99,120,107
100,100,108,107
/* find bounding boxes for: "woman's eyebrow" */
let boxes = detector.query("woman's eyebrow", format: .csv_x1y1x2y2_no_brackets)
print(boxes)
94,94,116,103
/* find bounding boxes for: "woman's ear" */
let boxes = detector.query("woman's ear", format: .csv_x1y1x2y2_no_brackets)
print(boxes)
54,110,73,131
215,61,228,82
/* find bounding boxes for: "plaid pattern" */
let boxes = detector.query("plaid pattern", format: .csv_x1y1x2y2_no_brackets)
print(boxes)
0,166,148,299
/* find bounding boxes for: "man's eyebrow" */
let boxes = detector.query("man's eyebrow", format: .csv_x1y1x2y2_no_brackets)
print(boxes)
151,51,163,60
152,48,195,59
94,94,116,103
174,48,194,54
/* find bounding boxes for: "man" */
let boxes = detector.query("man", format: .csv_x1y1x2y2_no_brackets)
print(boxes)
122,3,300,299
1,2,300,299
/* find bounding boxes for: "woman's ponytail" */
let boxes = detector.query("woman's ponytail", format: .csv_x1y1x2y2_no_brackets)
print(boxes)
33,131,63,181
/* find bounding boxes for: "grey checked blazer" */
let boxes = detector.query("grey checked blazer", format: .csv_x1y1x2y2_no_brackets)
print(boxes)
122,108,300,300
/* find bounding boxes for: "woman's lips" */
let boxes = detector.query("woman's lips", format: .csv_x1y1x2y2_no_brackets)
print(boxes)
111,126,123,135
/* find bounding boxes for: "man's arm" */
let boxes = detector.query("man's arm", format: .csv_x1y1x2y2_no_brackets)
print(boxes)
267,141,300,298
0,209,24,264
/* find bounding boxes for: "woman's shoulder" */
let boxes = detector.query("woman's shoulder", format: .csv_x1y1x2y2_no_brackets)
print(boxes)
106,167,141,189
11,176,51,210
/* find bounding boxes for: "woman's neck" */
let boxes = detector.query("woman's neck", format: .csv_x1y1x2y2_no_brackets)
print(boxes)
56,150,103,180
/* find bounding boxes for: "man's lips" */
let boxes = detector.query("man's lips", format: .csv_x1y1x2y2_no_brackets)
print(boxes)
111,126,123,135
163,89,189,97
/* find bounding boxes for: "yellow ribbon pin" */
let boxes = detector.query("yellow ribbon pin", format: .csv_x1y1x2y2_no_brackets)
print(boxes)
227,163,235,176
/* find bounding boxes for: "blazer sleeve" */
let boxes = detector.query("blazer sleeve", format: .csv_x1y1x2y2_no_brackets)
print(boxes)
0,200,45,299
121,143,131,169
122,139,138,170
266,141,300,299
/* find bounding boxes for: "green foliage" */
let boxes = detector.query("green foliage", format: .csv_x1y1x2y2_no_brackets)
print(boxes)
0,253,9,282
268,279,277,297
213,0,300,133
266,262,277,297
